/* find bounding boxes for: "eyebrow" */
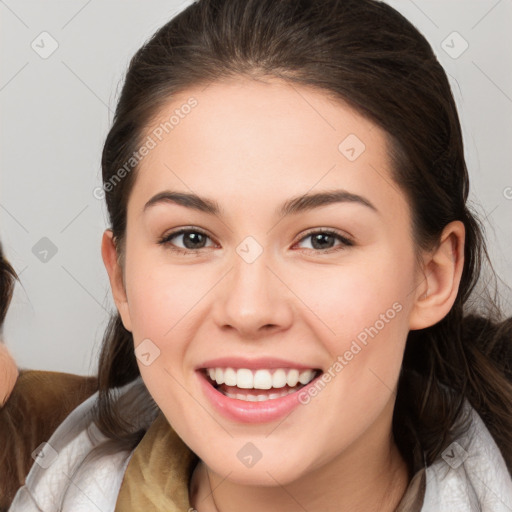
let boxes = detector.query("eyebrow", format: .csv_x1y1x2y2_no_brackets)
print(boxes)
143,189,378,217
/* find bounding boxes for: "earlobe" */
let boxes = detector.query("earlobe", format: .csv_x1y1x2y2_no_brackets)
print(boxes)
409,221,465,330
101,230,132,332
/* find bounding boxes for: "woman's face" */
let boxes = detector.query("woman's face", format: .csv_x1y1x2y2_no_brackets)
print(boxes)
111,77,425,485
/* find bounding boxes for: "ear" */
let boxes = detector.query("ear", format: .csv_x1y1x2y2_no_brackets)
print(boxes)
101,230,132,332
409,221,465,330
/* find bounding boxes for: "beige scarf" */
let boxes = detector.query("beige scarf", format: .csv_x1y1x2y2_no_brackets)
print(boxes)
115,411,198,511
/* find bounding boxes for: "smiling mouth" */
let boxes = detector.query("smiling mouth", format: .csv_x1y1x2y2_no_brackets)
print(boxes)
203,367,322,402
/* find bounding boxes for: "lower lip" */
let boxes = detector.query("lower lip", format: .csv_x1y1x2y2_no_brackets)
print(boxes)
197,370,321,423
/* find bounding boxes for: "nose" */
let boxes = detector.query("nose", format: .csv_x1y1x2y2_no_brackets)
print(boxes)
212,248,294,339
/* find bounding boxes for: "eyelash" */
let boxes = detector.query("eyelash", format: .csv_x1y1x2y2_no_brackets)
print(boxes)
157,227,354,256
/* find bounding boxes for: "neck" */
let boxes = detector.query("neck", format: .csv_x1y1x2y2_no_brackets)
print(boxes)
189,402,410,512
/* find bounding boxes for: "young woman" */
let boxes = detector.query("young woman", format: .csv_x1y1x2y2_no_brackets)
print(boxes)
6,0,512,510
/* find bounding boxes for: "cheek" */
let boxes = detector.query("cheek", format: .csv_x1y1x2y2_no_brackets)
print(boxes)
123,260,199,416
292,245,415,350
123,254,223,401
122,255,193,388
125,256,203,340
291,245,415,409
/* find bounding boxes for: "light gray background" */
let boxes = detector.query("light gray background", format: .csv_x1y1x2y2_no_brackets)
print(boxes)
1,0,511,376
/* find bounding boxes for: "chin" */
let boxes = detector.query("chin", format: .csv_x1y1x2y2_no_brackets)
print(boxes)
204,453,310,487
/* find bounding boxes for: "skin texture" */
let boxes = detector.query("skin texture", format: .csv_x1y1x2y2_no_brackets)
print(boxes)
0,343,18,406
102,77,465,511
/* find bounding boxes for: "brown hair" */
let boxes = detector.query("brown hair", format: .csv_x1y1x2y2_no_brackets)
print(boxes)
96,0,512,474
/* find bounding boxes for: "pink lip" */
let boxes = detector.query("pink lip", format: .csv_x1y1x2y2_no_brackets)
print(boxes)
196,356,318,370
196,369,322,424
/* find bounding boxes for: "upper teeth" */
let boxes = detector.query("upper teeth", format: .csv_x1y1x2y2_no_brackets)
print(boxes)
207,367,316,389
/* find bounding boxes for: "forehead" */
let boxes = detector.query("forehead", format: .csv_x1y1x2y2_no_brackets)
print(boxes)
130,77,408,222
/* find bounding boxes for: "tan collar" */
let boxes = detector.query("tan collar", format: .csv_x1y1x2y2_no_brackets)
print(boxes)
115,411,198,511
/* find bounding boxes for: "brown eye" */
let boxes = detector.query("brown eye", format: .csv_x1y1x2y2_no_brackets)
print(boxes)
296,229,353,252
158,228,214,253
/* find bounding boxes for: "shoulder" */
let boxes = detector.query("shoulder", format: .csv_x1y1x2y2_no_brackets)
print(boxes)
8,369,98,415
421,401,512,511
8,376,158,512
0,370,97,510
